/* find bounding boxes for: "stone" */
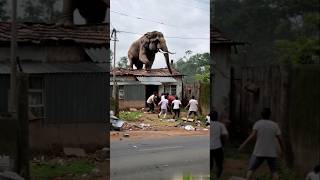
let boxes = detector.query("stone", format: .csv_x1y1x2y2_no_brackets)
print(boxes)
63,147,86,157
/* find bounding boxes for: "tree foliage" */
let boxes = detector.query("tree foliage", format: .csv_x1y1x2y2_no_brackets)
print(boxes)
117,56,128,68
213,0,320,64
175,51,210,83
20,0,62,23
0,0,9,21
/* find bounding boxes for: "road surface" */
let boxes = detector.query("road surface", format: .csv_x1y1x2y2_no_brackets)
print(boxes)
110,135,210,180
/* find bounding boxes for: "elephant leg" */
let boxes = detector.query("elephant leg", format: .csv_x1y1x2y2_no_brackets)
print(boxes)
128,54,134,70
145,54,155,71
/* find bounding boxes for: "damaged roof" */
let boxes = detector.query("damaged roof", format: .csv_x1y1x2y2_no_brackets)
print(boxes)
0,22,108,47
211,26,244,45
110,68,183,77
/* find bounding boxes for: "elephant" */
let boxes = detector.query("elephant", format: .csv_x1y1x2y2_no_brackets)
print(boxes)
57,0,109,25
128,31,174,74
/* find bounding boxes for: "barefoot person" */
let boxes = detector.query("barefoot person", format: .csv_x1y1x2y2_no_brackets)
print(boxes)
210,110,228,179
186,96,198,121
239,108,284,180
158,95,169,119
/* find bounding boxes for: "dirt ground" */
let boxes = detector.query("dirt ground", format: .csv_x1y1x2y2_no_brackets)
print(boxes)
110,111,210,141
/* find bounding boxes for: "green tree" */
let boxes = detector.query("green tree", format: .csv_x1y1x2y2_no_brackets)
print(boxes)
0,0,8,21
213,0,319,65
175,51,210,83
117,56,128,68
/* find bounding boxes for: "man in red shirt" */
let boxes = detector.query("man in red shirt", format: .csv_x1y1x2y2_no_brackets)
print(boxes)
167,93,175,115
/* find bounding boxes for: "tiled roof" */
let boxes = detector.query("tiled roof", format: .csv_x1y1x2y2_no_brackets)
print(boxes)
0,62,107,74
110,68,183,77
0,22,108,47
211,26,244,45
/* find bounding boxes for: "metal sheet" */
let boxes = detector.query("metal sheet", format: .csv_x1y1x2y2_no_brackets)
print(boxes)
137,76,177,83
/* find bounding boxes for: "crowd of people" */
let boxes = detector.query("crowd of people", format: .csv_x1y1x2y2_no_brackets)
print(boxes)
146,92,198,121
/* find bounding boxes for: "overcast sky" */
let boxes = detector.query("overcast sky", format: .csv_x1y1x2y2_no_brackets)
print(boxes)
110,0,210,68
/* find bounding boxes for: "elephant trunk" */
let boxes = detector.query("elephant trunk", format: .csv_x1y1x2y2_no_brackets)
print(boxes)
160,43,172,74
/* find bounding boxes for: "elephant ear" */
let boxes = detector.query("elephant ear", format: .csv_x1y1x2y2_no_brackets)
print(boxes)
140,36,150,49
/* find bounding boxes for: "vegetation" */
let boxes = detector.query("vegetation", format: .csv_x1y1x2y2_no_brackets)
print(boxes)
117,56,129,68
0,0,8,21
174,51,210,83
213,0,320,65
31,159,95,179
119,111,142,121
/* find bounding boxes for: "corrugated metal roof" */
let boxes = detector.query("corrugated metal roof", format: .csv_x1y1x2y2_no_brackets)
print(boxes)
0,62,107,74
85,47,108,63
111,67,183,76
137,76,177,83
0,22,108,46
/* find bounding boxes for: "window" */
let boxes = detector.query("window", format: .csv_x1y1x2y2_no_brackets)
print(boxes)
118,85,124,99
29,77,44,118
171,85,177,95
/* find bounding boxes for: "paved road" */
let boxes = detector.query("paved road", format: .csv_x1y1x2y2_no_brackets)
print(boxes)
110,135,210,180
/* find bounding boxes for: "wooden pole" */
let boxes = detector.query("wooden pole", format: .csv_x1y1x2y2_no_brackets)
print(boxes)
9,0,18,113
16,73,30,179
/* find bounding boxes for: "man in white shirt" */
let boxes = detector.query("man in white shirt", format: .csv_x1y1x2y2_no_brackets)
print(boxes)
186,96,198,121
158,95,169,119
306,165,320,180
172,96,182,119
210,110,228,179
239,108,284,180
146,92,157,113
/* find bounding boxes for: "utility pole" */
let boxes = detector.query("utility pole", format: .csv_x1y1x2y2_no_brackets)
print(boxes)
111,28,119,116
111,28,117,99
9,0,18,113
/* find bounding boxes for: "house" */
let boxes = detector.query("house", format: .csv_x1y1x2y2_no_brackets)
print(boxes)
110,68,183,109
210,26,244,122
0,22,109,151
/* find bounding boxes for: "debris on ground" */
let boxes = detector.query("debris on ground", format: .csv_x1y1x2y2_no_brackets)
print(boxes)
138,123,150,129
129,108,138,112
123,133,130,137
63,147,86,157
184,125,195,131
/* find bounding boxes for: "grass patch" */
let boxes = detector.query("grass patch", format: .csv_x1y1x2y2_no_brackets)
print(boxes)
31,159,94,179
119,111,142,121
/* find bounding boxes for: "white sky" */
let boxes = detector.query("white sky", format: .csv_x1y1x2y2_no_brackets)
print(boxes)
110,0,210,68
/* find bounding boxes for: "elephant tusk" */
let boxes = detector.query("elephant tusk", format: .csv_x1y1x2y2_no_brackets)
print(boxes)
159,49,176,54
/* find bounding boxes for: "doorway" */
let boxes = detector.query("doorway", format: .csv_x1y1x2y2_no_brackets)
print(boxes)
145,85,159,106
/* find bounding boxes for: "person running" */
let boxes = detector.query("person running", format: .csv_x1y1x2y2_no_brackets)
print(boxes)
172,96,181,119
306,165,320,180
210,110,228,179
146,92,157,113
239,108,284,180
158,95,169,119
186,96,198,121
168,93,175,114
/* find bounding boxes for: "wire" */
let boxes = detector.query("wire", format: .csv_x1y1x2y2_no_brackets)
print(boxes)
116,30,209,40
110,10,180,28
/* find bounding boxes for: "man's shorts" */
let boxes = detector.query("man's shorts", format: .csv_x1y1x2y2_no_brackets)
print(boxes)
248,155,278,173
188,111,197,116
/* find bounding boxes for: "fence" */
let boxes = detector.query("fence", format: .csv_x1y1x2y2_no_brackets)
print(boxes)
231,65,320,174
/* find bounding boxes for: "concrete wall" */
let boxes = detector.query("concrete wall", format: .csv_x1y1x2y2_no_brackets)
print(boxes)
29,120,108,153
119,100,145,110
